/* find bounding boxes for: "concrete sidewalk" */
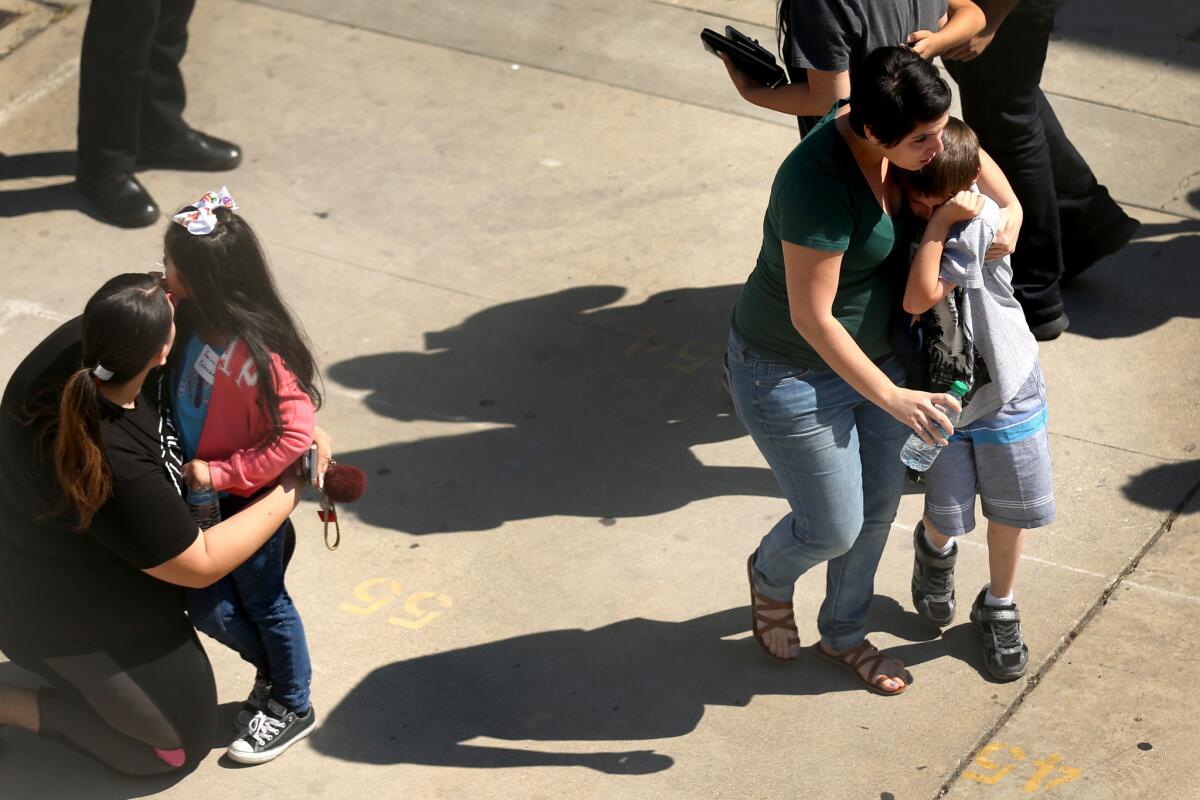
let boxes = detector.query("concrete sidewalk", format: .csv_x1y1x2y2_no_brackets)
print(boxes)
0,1,1197,798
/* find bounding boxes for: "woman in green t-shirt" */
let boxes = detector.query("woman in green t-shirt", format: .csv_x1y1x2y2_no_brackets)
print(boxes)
731,46,1022,695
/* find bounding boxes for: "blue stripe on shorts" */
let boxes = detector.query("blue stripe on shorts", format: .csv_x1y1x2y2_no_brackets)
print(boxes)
955,406,1048,445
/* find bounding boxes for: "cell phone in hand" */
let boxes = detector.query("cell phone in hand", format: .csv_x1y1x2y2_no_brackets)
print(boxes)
301,443,319,485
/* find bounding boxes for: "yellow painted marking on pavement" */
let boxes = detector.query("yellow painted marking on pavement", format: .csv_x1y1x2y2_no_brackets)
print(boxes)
964,742,1025,785
623,330,670,358
1041,757,1082,791
388,591,454,629
962,742,1082,792
338,578,404,616
624,329,723,374
339,578,454,631
1024,753,1063,793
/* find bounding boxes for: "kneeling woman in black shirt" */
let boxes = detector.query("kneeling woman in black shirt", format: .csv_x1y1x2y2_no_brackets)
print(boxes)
0,273,317,776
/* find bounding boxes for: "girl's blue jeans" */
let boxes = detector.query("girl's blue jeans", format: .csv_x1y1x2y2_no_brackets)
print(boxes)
726,329,909,652
186,494,312,712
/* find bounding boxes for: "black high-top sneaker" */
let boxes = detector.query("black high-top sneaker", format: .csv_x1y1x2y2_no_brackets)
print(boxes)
911,521,957,626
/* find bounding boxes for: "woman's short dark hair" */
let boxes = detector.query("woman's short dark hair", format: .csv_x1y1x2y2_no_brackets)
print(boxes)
848,46,951,147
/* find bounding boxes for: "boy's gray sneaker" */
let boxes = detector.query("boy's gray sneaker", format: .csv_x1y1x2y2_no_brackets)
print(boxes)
911,521,956,626
236,675,272,728
970,588,1029,681
227,699,315,765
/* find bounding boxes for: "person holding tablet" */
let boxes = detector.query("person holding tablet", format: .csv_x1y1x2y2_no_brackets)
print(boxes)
717,0,985,134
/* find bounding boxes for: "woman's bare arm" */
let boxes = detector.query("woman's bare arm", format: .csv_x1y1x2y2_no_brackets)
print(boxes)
784,242,959,443
908,0,987,59
144,472,304,589
721,55,850,118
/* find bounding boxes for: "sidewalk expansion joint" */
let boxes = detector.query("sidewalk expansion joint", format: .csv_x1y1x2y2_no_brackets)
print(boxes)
644,0,770,31
0,1,74,65
1116,200,1200,222
1043,87,1200,131
1047,431,1193,463
932,475,1200,798
265,238,667,350
239,0,803,128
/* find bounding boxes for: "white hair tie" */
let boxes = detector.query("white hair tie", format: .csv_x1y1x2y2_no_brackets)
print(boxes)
92,364,114,382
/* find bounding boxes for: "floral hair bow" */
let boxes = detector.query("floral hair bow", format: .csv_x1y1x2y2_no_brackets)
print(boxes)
172,186,238,235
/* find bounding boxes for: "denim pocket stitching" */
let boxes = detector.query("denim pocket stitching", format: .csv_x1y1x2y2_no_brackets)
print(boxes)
755,362,810,387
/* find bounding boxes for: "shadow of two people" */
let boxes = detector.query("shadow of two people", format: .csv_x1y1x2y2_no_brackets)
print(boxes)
310,599,985,773
325,283,779,535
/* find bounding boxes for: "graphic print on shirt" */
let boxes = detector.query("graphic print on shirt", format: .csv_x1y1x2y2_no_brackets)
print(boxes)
918,284,990,397
173,335,223,462
155,372,185,497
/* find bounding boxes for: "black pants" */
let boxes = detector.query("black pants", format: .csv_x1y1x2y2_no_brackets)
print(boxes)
945,6,1126,325
4,625,217,776
77,0,197,176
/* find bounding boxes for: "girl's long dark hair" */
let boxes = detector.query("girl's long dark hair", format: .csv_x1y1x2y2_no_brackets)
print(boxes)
54,273,173,529
164,205,322,447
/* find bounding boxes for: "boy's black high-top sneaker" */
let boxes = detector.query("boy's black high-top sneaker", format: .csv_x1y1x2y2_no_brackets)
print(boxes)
911,521,957,626
970,587,1029,681
227,698,315,764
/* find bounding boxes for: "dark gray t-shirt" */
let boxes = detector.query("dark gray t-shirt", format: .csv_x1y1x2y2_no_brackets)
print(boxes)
787,0,948,73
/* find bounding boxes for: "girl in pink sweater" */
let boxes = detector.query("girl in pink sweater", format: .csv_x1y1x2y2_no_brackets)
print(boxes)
163,189,321,765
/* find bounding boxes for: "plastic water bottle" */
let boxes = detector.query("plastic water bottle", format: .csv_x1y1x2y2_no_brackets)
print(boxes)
187,486,222,530
900,380,970,472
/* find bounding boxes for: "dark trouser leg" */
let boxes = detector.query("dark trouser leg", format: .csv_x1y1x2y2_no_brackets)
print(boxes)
77,0,164,176
5,627,217,776
140,0,197,149
945,12,1064,326
1038,91,1134,273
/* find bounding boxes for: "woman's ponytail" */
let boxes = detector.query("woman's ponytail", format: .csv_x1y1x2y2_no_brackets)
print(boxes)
53,367,111,530
48,272,172,531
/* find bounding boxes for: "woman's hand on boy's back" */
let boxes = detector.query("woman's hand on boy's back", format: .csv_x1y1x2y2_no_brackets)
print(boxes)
182,460,213,491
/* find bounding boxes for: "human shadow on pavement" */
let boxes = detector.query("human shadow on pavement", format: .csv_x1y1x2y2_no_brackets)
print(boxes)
0,150,103,221
1122,459,1200,514
1055,0,1200,73
1062,222,1200,339
310,602,977,771
326,284,779,534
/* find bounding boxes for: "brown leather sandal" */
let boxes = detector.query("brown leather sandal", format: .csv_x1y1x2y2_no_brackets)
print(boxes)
746,554,800,660
816,638,912,696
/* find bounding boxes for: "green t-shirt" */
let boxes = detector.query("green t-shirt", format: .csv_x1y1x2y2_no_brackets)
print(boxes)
732,103,903,367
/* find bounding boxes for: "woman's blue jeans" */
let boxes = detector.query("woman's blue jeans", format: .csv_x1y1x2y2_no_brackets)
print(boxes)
186,496,311,712
726,329,909,652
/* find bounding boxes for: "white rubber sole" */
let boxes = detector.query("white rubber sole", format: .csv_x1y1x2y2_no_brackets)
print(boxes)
226,717,315,765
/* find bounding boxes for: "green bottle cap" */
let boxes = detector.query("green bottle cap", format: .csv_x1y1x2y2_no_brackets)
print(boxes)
951,380,970,398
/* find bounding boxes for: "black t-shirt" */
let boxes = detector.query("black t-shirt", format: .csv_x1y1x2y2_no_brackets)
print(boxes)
0,318,198,656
